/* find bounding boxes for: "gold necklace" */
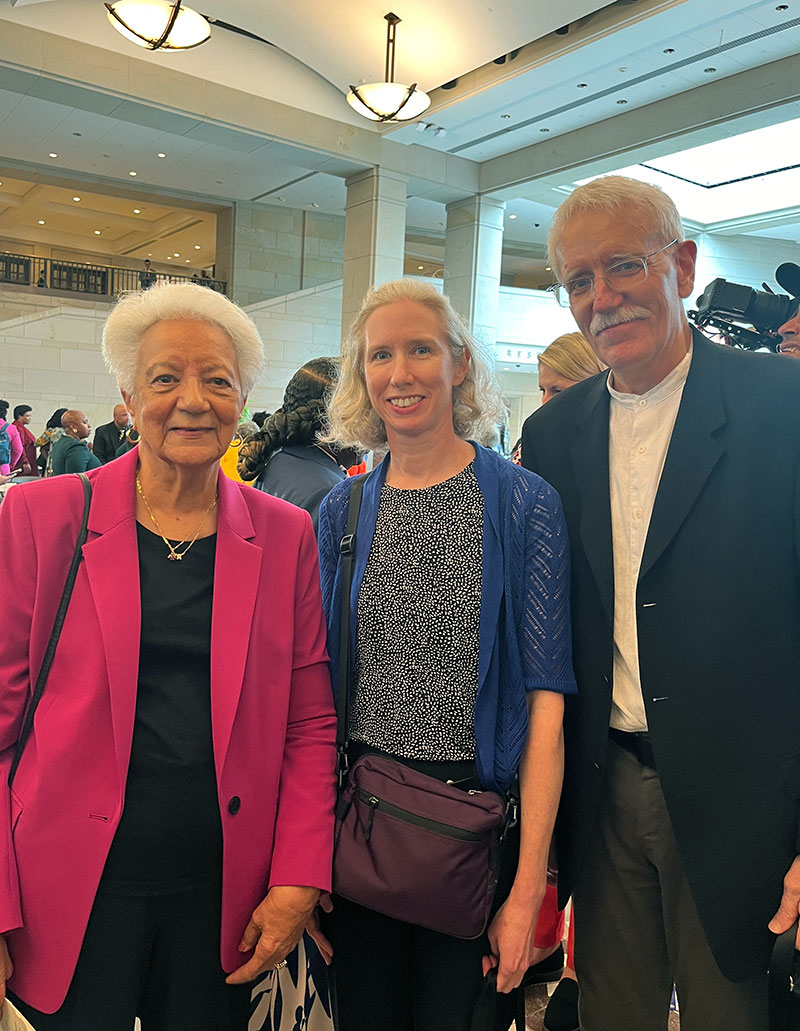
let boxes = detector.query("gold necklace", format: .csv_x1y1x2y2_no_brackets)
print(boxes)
135,476,218,561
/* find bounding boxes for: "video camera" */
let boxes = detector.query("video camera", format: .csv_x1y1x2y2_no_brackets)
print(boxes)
688,262,800,352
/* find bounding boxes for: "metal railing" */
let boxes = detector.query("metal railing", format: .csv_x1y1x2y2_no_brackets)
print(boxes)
0,252,227,298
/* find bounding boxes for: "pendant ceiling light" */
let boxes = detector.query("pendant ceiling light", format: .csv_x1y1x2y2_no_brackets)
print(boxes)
105,0,211,51
347,13,430,122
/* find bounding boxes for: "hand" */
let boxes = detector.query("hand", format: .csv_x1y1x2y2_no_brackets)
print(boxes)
21,463,31,476
306,894,334,965
482,889,542,994
226,885,320,985
0,935,13,1018
769,855,800,946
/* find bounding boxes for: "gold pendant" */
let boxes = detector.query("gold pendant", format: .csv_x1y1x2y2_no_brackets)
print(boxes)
168,552,182,561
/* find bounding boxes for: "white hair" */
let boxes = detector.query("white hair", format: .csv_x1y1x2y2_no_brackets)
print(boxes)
548,175,686,279
102,282,265,395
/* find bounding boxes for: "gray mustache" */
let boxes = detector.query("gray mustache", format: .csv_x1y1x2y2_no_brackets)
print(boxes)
590,306,650,335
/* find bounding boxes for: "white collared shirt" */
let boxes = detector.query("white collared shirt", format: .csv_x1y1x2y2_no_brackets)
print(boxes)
607,347,692,731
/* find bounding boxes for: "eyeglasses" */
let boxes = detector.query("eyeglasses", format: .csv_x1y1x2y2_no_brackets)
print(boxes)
549,239,679,308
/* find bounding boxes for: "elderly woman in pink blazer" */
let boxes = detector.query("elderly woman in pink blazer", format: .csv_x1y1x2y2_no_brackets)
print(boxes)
0,283,337,1030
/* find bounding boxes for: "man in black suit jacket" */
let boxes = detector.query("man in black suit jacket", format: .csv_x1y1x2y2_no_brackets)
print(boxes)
92,404,131,464
522,175,800,1030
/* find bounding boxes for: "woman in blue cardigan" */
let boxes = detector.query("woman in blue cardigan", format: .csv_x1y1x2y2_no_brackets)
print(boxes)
315,279,577,1031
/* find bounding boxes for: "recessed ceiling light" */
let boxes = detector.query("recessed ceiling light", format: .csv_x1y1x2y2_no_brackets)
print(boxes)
72,132,82,137
167,256,172,260
539,127,550,133
276,196,285,202
128,170,138,176
776,3,788,9
148,252,152,257
185,259,190,263
94,230,101,235
157,152,166,158
577,83,587,89
617,99,628,105
545,266,551,271
194,245,201,249
501,114,511,119
133,208,141,214
311,202,320,208
48,152,58,158
704,67,716,73
509,214,517,219
38,219,45,225
663,47,675,54
418,265,424,270
618,67,628,73
73,196,81,202
173,252,180,257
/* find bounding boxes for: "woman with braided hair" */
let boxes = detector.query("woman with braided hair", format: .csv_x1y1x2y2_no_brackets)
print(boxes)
238,358,360,532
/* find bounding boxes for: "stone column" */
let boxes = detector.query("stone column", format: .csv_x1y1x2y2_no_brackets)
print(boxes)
341,168,408,338
444,195,505,346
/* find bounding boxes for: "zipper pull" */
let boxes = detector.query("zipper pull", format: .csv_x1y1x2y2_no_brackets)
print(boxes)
364,796,379,840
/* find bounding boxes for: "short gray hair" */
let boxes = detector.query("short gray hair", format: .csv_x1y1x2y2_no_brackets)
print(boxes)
548,175,685,279
324,279,506,453
102,282,265,396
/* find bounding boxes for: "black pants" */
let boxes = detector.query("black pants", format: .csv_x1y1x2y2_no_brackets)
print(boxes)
10,881,252,1031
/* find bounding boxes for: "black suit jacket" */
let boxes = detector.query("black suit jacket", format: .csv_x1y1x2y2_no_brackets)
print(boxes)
92,421,126,465
522,330,800,981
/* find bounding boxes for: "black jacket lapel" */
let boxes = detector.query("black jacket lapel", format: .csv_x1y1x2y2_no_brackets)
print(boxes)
640,331,727,580
570,375,615,629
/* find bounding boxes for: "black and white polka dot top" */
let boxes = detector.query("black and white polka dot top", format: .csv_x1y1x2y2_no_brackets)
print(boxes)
351,462,484,761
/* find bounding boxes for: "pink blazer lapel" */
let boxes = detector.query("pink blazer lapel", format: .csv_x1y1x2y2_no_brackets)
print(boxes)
210,474,261,779
81,449,141,793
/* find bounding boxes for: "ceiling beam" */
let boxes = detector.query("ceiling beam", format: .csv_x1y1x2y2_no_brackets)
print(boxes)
479,53,800,195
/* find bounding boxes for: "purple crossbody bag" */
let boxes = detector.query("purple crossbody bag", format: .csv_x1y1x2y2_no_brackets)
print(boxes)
331,477,517,939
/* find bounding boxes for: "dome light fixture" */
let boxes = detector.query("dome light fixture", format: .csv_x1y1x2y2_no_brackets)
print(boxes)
347,13,430,122
105,0,211,51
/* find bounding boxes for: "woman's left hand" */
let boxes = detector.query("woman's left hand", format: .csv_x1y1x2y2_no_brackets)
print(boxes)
225,885,320,984
482,887,543,993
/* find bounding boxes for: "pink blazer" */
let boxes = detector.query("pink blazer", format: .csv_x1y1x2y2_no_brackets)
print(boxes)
0,448,337,1013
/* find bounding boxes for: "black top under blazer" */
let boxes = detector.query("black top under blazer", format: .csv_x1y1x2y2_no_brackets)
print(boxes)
521,329,800,982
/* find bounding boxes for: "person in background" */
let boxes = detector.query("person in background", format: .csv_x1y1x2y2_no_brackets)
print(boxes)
92,404,132,464
9,406,38,477
35,409,68,477
0,281,336,1030
219,418,259,484
522,174,800,1031
522,332,605,1031
777,298,800,357
238,358,360,533
252,411,270,429
50,410,102,475
315,279,576,1031
510,334,606,465
0,401,16,476
139,259,156,291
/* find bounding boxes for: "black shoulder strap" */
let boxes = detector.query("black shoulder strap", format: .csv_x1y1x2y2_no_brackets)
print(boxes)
336,475,366,782
8,472,92,788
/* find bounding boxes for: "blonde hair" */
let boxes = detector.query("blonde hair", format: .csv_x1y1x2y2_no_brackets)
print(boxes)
325,279,506,452
538,332,606,383
548,175,685,280
102,282,265,395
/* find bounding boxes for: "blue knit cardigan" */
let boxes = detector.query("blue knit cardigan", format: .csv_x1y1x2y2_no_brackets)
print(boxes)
317,444,577,793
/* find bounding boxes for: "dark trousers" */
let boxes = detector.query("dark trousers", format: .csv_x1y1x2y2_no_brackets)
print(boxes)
326,895,491,1031
573,738,768,1031
10,881,252,1031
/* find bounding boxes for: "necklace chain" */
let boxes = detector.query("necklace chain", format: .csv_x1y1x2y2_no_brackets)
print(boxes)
135,477,218,561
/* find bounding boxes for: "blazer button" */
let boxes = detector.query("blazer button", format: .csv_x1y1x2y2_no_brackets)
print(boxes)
228,796,241,815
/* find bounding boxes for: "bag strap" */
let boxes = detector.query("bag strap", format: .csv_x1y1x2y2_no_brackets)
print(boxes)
769,925,798,1031
336,475,366,784
8,472,92,788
